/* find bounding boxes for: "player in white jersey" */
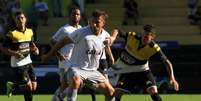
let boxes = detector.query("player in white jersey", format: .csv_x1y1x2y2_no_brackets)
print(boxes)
50,6,82,101
42,10,123,101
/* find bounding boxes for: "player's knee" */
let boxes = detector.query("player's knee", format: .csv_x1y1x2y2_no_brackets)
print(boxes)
72,76,82,89
26,81,33,91
106,84,115,97
31,81,37,91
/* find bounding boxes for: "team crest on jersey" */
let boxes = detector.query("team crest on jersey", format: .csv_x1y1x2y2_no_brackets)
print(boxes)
120,51,136,65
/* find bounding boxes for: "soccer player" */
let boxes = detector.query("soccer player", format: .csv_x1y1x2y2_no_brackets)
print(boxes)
3,11,39,101
42,9,120,101
50,6,82,101
110,24,179,101
90,29,119,101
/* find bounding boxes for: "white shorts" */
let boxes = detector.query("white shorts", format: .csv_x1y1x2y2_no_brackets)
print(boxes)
65,67,107,89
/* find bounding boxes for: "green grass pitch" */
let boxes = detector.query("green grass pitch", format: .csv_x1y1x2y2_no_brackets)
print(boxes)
0,94,201,101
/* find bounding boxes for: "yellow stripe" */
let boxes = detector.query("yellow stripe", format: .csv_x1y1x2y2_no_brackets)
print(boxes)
9,28,33,42
126,35,161,60
18,48,30,54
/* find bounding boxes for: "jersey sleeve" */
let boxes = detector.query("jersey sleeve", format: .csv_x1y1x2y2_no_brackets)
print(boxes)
120,31,136,40
151,49,168,62
68,29,83,43
52,28,67,41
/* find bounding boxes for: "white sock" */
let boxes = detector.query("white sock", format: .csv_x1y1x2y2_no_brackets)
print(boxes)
67,88,78,101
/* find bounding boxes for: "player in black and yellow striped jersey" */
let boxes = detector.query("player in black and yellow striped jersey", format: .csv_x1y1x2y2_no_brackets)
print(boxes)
2,11,39,101
109,25,179,101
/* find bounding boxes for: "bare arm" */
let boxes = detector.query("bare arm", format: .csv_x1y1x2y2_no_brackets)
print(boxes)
153,49,179,91
163,59,179,91
30,42,39,55
105,45,115,65
105,29,119,46
49,38,65,61
42,36,74,62
0,47,24,58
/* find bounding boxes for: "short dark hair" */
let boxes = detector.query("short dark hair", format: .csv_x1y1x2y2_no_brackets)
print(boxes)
92,9,108,21
14,10,25,18
69,5,80,15
143,24,156,34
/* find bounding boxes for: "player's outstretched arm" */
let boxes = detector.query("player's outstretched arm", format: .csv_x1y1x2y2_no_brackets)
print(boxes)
164,59,179,91
41,36,73,63
104,28,119,46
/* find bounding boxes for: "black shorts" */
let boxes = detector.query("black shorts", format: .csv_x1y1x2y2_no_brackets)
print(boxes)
12,64,37,85
117,70,156,93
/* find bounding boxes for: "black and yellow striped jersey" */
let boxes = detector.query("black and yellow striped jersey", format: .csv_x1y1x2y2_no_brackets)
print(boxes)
120,32,167,65
3,28,33,55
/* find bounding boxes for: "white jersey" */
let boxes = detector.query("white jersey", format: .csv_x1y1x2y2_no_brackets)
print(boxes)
97,30,110,59
68,26,110,71
52,24,82,68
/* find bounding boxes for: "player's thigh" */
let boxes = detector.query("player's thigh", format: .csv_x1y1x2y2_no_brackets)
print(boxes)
12,65,32,85
64,68,82,89
86,71,115,96
95,81,115,96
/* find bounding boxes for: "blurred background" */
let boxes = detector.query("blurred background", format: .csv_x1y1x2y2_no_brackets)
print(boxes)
0,0,201,94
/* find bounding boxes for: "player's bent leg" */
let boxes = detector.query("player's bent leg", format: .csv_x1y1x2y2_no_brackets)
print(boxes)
24,89,33,101
60,79,69,97
147,86,162,101
6,81,14,97
23,81,36,101
90,91,96,101
67,75,82,101
52,87,64,101
52,75,69,101
31,81,37,91
114,87,131,99
95,81,115,101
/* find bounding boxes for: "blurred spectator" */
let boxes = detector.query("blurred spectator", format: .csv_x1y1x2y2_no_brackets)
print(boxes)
0,7,6,36
0,18,6,38
122,0,139,25
35,0,49,26
27,0,39,42
187,0,198,18
190,6,201,34
6,0,22,29
70,0,87,25
52,0,63,17
0,0,7,9
6,0,21,16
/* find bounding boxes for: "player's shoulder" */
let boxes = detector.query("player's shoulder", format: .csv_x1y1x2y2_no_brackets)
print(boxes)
101,29,110,36
127,31,136,36
127,31,140,39
26,28,33,31
149,41,161,51
77,26,91,34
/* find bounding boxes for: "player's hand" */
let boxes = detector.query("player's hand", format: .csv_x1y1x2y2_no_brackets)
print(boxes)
170,79,179,91
104,37,112,46
30,42,39,55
